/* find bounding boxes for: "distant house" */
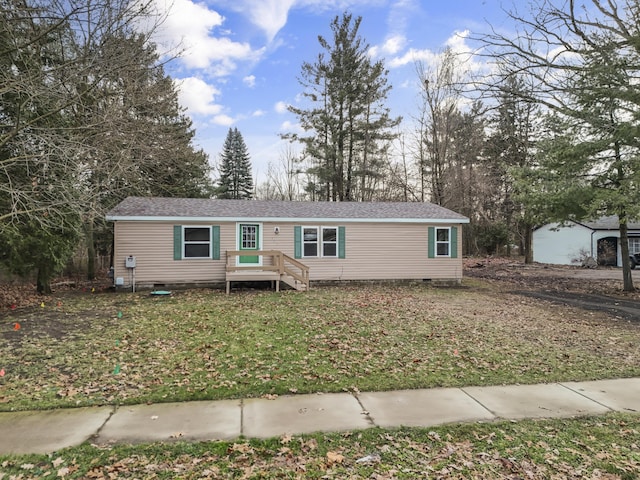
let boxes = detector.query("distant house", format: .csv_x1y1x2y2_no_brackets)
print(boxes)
105,197,470,291
533,216,640,266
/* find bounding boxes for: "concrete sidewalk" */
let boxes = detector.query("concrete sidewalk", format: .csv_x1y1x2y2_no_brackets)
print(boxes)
1,378,639,455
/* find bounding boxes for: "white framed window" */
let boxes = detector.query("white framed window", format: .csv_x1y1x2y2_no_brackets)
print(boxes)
630,237,640,255
322,227,338,257
241,224,258,249
302,226,339,257
303,227,318,257
435,227,451,257
183,226,211,258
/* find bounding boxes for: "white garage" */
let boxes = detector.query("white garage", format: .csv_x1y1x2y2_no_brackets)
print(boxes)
533,216,640,266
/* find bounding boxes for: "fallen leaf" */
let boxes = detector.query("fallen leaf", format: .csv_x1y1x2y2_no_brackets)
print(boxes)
230,443,254,454
327,451,344,464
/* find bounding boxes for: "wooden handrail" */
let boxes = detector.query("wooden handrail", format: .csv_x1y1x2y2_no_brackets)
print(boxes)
282,253,309,285
225,250,309,291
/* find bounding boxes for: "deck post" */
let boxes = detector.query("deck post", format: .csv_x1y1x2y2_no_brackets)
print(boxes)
225,249,308,293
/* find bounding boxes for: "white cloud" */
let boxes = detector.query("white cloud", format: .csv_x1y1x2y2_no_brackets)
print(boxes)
274,101,289,114
243,75,257,87
388,47,438,68
387,31,481,70
214,114,235,126
148,0,262,74
231,0,386,42
253,109,266,117
279,120,304,134
175,77,223,116
387,0,418,34
370,34,407,58
242,0,296,41
383,34,407,55
445,30,472,55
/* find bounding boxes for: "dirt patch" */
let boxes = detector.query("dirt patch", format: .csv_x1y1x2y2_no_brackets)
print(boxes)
515,291,640,323
2,306,97,345
464,257,640,321
0,278,112,312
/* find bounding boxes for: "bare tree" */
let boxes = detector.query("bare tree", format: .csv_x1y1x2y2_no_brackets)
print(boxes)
415,48,466,207
1,0,212,289
265,145,303,201
477,0,640,290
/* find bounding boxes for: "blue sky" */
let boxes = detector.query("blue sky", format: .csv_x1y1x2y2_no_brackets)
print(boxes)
149,0,511,181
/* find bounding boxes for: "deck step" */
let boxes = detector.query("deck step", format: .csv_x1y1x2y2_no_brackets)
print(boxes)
280,274,308,291
225,250,309,294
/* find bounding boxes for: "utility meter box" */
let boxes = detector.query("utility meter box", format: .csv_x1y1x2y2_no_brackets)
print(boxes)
125,256,136,268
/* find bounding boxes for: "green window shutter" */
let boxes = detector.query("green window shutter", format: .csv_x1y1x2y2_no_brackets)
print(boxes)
428,226,435,258
338,226,346,259
212,225,220,260
451,226,458,258
173,225,182,260
294,226,302,259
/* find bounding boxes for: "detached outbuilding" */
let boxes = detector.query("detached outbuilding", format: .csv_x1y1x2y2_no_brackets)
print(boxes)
533,216,640,266
105,196,469,292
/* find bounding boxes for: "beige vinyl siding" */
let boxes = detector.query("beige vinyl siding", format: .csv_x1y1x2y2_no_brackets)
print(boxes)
112,220,463,287
113,221,234,286
258,222,461,281
294,222,460,281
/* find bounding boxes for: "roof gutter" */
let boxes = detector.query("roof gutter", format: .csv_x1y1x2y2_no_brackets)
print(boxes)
105,215,471,224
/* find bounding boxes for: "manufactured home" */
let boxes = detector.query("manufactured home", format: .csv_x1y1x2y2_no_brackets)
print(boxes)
105,197,470,292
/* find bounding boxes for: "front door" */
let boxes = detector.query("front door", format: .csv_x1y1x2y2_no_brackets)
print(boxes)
239,223,260,264
597,236,618,266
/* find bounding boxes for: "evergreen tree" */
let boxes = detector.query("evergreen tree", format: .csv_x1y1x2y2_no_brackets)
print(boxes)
73,32,214,279
0,0,214,289
481,0,640,290
216,128,254,199
284,12,400,201
484,75,538,261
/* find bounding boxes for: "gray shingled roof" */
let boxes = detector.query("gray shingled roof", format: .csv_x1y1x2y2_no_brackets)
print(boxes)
579,216,640,230
106,197,469,223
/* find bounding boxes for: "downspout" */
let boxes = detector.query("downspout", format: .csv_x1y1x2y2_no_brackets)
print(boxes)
591,230,595,260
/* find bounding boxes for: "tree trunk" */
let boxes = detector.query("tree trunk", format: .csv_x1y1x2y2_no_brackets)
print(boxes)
85,220,96,280
619,219,635,292
523,223,533,264
37,266,53,294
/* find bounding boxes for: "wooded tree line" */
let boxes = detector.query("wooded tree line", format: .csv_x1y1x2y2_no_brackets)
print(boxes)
0,0,213,292
3,1,639,292
266,2,640,290
263,12,542,262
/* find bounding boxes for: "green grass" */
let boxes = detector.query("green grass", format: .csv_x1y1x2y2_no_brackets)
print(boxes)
1,283,640,412
1,414,638,478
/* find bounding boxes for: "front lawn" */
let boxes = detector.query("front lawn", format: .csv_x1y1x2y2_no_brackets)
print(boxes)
2,283,639,412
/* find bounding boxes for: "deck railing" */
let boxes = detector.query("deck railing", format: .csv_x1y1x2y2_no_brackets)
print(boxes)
225,250,309,293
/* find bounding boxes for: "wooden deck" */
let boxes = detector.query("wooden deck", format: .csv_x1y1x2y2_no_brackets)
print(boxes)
225,250,310,294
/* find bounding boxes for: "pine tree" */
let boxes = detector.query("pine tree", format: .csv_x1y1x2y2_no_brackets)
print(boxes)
284,13,400,201
216,128,254,199
482,0,640,290
0,0,215,289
